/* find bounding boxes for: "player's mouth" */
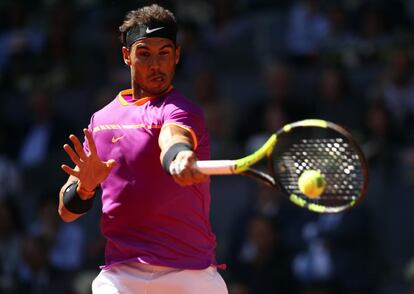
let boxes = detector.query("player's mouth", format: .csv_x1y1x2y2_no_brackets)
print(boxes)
148,74,166,83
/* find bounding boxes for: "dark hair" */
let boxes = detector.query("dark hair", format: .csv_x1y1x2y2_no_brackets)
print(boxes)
119,4,177,46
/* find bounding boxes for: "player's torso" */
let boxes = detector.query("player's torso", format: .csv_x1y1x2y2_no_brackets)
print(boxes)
90,96,169,214
88,90,216,269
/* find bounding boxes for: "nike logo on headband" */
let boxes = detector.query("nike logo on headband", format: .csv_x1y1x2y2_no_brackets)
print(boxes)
146,27,164,34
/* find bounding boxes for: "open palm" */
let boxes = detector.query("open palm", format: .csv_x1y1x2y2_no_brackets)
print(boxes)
61,128,116,192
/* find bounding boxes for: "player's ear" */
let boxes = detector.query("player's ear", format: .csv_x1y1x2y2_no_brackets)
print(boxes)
122,46,131,66
175,46,181,65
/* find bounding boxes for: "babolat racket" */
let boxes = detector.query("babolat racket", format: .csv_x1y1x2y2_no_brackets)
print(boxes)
173,119,368,213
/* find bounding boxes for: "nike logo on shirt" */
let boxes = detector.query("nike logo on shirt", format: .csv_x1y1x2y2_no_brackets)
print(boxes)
112,135,126,143
146,27,164,34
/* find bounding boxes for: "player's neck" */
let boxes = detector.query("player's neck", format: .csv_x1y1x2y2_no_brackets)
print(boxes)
133,88,151,100
132,85,173,100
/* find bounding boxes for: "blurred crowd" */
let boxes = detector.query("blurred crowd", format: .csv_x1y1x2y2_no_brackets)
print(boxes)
1,0,414,293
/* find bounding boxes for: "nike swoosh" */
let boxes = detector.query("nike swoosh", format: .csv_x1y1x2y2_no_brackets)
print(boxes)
112,135,126,143
146,27,164,34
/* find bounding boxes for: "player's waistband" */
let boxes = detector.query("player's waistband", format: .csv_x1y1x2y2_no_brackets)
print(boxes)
102,261,225,273
128,262,178,273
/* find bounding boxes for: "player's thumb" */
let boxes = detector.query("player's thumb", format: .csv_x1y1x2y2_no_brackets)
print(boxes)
105,159,116,169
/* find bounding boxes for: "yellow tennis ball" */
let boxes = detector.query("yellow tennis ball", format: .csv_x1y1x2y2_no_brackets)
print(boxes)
298,170,326,198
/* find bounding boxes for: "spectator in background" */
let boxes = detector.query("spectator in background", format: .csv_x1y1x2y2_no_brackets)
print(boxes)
320,4,358,68
175,0,214,25
292,207,376,293
99,14,130,89
0,200,22,292
202,0,253,71
16,235,53,294
26,196,85,293
176,20,212,77
0,121,22,202
377,47,414,141
38,0,76,91
227,214,298,294
16,88,73,224
244,104,288,156
28,197,85,274
352,4,392,65
17,88,70,170
314,65,359,130
0,0,45,82
362,99,400,163
238,62,306,145
204,0,241,47
226,183,302,266
193,70,239,158
285,0,330,65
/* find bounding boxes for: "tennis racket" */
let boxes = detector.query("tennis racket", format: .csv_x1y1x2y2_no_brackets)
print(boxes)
172,119,368,213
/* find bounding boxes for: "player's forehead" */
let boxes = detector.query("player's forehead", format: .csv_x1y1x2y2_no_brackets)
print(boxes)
132,37,175,50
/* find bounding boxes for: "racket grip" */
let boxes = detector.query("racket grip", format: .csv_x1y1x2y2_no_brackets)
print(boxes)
193,160,236,175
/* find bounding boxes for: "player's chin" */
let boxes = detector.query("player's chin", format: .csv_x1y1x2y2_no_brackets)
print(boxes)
146,80,170,94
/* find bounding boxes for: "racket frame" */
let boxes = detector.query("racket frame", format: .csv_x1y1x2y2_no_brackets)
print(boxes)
194,119,368,213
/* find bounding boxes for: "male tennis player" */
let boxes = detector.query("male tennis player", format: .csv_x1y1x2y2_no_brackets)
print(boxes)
57,4,227,294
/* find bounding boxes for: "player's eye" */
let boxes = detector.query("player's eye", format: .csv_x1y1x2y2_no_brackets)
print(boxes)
160,50,171,56
138,51,150,58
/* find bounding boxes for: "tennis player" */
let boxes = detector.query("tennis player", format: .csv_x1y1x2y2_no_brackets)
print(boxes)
57,4,228,294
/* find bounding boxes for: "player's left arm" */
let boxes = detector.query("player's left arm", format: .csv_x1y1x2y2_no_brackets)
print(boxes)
159,124,208,186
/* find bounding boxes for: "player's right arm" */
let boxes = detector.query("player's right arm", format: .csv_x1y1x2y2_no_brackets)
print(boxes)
58,129,116,222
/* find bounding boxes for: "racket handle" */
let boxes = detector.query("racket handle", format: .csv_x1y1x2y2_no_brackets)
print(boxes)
169,160,236,175
193,160,236,175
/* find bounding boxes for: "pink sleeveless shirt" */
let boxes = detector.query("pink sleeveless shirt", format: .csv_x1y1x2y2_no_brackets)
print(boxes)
85,88,216,270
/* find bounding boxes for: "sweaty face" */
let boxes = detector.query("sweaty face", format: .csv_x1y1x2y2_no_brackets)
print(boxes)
123,37,180,97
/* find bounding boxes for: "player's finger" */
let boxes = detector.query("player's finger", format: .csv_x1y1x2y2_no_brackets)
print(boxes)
187,164,208,184
172,175,192,186
179,160,187,174
105,159,117,170
175,159,191,177
69,134,87,161
84,129,98,155
63,144,82,166
191,169,208,183
168,159,179,174
178,168,198,186
169,162,189,185
61,164,80,177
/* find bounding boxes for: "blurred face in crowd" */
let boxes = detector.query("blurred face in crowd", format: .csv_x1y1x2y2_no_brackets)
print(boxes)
0,202,13,239
265,64,290,102
320,68,344,102
248,216,279,257
366,103,390,138
122,37,180,97
389,49,411,84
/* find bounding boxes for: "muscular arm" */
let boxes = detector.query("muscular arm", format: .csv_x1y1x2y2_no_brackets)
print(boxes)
159,124,207,186
159,124,194,158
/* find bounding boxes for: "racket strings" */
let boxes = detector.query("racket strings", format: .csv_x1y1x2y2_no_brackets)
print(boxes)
276,137,364,205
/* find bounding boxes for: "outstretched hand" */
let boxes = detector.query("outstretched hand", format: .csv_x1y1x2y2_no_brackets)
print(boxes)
61,129,116,192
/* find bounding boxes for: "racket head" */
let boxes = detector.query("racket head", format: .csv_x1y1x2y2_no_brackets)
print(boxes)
269,119,368,213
